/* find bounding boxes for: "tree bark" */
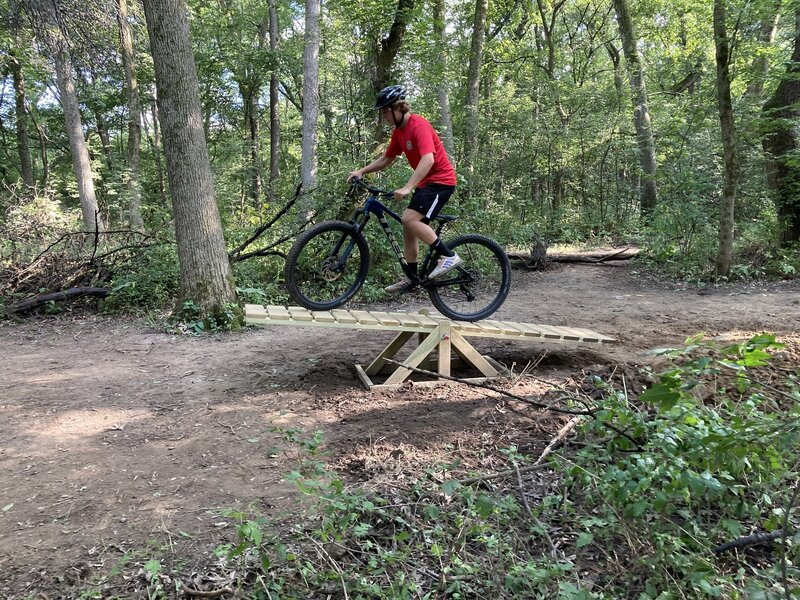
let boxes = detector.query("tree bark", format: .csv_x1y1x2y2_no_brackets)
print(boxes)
9,51,34,189
142,0,237,312
300,0,320,195
762,7,800,245
612,0,657,216
374,0,415,92
746,0,781,98
269,0,280,187
463,0,489,201
432,0,455,159
53,44,104,233
714,0,738,277
116,0,144,232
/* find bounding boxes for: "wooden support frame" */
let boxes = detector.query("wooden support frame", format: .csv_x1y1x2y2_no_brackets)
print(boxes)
354,322,509,390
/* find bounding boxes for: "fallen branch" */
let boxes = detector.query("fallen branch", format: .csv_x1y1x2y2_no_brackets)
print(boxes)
711,529,792,555
6,287,110,314
509,247,639,267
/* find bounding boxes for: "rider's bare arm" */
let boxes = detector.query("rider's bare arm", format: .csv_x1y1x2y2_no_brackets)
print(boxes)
395,153,434,199
348,155,396,182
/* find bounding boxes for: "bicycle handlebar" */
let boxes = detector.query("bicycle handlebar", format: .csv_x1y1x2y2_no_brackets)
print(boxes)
349,177,395,198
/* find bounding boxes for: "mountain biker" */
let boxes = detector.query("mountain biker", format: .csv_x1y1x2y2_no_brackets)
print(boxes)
347,85,462,293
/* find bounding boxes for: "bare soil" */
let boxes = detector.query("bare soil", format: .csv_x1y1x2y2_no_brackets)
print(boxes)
1,261,798,598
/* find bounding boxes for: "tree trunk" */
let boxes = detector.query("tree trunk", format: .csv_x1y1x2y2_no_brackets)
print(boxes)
432,0,455,159
53,44,104,233
746,0,781,98
463,0,489,201
142,0,237,312
116,0,144,232
269,0,280,187
714,0,738,277
762,7,800,245
145,98,168,207
299,0,320,195
269,14,280,189
612,0,657,216
374,0,415,92
9,51,34,189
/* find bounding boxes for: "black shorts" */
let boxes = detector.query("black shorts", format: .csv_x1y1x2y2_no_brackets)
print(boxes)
408,183,456,223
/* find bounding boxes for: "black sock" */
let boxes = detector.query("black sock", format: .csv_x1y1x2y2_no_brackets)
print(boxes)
430,238,455,257
407,262,417,277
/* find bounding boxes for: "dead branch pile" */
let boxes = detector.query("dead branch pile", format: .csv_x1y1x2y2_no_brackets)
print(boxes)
1,229,158,314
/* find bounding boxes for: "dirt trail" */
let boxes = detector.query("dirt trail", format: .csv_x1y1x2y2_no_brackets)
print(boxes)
1,262,798,597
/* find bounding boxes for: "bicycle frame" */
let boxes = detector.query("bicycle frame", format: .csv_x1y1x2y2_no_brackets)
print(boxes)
347,192,457,286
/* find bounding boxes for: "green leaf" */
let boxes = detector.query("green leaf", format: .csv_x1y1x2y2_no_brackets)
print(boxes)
640,384,681,409
441,479,461,496
576,532,594,547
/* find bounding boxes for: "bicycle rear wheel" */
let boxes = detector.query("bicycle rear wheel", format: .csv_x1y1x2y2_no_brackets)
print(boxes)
427,234,511,321
284,220,370,311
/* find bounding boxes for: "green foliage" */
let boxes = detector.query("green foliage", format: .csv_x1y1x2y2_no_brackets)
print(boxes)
168,299,242,334
204,334,800,598
100,242,180,312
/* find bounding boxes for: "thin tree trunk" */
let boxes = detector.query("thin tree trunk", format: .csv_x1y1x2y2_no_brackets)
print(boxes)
117,0,144,231
746,0,781,98
714,0,738,277
300,0,320,195
370,0,415,142
463,0,489,202
142,0,237,312
269,0,280,187
53,44,104,232
612,0,657,216
432,0,455,159
9,51,34,189
762,7,800,245
146,98,168,207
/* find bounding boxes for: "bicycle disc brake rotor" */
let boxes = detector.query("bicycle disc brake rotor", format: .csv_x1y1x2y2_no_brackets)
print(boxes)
319,256,343,282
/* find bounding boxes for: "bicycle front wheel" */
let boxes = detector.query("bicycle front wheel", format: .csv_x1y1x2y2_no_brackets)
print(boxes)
427,234,511,322
284,220,370,311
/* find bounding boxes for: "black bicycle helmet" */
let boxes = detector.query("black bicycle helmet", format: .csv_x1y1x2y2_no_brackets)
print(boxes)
373,85,407,110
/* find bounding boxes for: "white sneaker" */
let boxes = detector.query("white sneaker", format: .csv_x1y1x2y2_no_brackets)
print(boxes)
384,276,413,293
428,253,463,279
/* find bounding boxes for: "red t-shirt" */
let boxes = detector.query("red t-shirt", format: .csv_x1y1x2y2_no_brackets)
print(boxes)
385,114,457,187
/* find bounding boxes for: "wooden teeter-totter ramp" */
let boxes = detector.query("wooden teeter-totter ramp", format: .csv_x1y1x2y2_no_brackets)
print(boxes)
244,304,615,390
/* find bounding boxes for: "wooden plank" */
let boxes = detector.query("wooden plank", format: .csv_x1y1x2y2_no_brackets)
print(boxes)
481,320,523,337
508,322,548,339
311,311,337,323
438,320,452,377
330,309,358,324
451,321,485,334
244,304,267,321
350,310,380,326
411,312,443,327
266,305,291,320
546,325,582,341
531,324,567,340
555,325,602,343
450,330,500,377
368,311,402,327
365,331,414,376
558,326,615,343
288,306,314,321
354,364,375,390
384,326,442,386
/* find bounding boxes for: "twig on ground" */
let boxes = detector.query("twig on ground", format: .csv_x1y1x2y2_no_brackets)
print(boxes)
457,462,551,485
534,416,583,465
382,359,590,416
182,586,234,598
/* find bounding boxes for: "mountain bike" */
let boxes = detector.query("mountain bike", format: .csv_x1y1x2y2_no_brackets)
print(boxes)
284,178,511,321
